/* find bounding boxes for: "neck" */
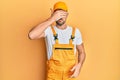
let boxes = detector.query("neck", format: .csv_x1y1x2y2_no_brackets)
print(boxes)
56,24,67,30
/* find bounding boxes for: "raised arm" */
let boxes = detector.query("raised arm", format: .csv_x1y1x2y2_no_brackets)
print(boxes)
28,18,54,39
28,10,68,40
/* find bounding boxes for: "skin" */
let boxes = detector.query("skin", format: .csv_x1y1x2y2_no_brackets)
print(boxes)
28,9,86,78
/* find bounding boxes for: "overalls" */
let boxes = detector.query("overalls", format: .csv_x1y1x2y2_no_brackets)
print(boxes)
47,26,77,80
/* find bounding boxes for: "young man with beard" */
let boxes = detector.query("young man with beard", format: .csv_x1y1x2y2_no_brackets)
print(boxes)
28,1,86,80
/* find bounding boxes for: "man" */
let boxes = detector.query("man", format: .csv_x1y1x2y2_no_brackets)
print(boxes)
28,1,86,80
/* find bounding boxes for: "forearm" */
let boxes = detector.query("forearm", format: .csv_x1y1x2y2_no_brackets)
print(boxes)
78,51,86,67
29,17,54,39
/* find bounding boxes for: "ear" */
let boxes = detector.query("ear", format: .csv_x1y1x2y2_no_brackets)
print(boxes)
50,8,54,16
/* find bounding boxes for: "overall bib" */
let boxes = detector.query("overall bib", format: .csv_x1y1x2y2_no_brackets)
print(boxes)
47,26,77,80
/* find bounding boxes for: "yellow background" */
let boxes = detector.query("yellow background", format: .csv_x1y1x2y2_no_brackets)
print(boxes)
1,0,120,80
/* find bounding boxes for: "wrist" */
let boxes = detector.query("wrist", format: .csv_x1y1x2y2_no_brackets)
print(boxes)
77,63,82,67
48,17,55,23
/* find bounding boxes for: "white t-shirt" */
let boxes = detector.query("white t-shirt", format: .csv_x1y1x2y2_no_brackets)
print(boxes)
44,25,83,60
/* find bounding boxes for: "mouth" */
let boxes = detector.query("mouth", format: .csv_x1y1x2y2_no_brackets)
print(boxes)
58,18,63,21
56,18,65,26
58,18,63,22
58,20,63,22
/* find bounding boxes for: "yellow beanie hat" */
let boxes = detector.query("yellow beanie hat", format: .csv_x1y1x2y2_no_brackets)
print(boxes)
53,1,68,12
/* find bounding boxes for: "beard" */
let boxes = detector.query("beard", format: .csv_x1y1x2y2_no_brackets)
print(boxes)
56,18,65,26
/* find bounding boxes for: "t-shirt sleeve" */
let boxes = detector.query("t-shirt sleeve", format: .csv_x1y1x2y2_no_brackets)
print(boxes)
75,28,83,45
44,26,51,37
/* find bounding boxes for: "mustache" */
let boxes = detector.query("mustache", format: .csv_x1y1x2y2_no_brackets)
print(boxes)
58,18,63,21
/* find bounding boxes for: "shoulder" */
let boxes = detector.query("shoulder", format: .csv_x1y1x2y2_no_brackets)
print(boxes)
45,26,52,33
44,26,53,37
69,26,82,37
75,27,81,34
46,26,51,30
69,26,81,34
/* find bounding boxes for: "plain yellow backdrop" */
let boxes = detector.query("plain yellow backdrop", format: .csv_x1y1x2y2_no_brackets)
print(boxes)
1,0,120,80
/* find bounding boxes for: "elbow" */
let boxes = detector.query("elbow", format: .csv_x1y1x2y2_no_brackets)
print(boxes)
28,32,35,40
84,52,86,60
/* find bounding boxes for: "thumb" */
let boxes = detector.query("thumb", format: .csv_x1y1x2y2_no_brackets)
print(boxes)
50,8,53,16
70,65,76,72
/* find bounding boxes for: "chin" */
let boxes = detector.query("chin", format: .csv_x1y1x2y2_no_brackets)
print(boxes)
56,21,65,26
56,22,65,26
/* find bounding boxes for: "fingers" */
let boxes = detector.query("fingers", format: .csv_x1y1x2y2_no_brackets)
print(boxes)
70,65,77,78
60,12,68,18
50,8,54,17
56,10,68,16
60,12,68,16
70,74,75,78
59,15,66,19
70,70,77,78
50,10,68,21
70,65,76,72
